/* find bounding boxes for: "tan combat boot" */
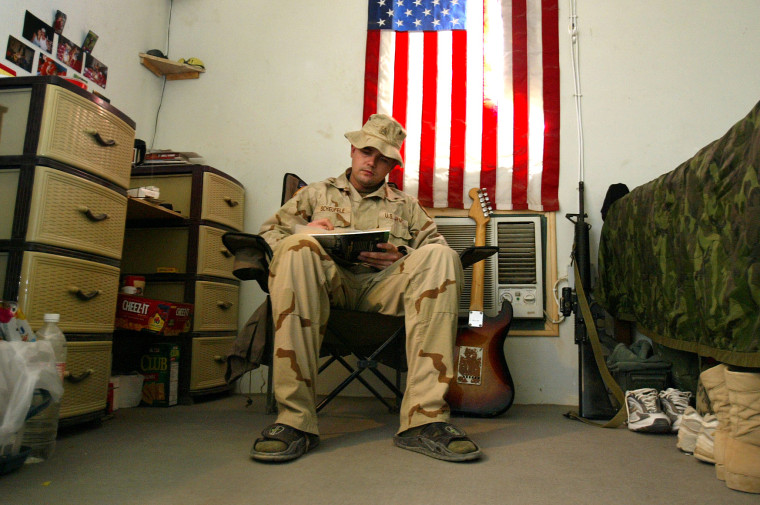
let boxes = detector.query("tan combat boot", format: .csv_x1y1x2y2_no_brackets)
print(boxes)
698,364,730,479
724,368,760,494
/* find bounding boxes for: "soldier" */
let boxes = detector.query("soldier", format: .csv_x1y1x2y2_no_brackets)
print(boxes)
250,114,481,463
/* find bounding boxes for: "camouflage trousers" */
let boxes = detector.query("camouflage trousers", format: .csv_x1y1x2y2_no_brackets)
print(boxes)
268,234,463,435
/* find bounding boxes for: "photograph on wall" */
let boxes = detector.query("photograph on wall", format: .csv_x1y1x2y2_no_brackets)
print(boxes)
56,35,83,72
83,54,107,89
22,11,53,53
37,54,67,77
5,36,34,73
82,30,98,54
0,62,17,77
53,11,67,35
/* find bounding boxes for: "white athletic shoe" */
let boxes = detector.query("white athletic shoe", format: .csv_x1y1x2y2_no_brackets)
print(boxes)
625,388,671,433
677,406,702,453
658,388,693,433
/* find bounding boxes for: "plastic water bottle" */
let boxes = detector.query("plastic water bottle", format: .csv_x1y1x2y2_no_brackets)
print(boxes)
23,313,67,463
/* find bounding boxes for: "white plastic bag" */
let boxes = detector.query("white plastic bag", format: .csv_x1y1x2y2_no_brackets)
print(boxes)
0,341,64,456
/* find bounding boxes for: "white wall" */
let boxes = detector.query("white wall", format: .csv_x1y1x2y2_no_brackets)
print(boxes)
4,1,759,405
0,0,169,141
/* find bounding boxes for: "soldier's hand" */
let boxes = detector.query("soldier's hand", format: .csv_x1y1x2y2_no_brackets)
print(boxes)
307,218,334,230
359,243,403,270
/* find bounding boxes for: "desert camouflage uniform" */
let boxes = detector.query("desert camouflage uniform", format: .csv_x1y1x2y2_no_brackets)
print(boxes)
259,170,463,435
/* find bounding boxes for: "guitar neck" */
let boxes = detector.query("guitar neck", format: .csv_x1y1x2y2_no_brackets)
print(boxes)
469,223,487,312
467,188,490,314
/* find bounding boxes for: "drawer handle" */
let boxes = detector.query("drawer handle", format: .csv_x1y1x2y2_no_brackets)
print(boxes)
223,197,239,207
69,287,101,301
213,355,225,363
217,301,233,310
64,369,94,383
85,129,117,147
220,249,232,258
78,206,109,222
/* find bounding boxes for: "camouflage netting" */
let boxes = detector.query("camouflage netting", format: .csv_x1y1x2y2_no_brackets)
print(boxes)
597,99,760,367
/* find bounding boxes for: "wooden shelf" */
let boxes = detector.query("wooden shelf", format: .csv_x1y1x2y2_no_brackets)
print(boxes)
139,53,205,80
127,197,185,222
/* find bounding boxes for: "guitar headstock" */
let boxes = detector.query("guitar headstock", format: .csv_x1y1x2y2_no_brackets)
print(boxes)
468,188,493,226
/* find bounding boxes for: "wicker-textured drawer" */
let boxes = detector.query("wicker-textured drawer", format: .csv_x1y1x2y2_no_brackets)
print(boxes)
26,165,127,258
193,281,239,332
201,172,244,231
17,251,120,333
190,336,234,391
122,227,189,273
60,340,112,419
37,86,134,188
198,225,235,278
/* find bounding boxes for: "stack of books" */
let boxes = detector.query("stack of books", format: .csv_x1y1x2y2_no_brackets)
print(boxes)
143,150,205,165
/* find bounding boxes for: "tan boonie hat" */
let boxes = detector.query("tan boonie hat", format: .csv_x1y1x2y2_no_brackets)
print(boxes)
221,232,273,293
344,113,406,167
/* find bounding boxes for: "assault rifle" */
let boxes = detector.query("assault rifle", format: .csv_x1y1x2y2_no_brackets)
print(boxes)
561,182,618,420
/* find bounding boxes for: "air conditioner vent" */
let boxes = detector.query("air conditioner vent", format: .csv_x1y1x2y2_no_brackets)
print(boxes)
497,222,537,284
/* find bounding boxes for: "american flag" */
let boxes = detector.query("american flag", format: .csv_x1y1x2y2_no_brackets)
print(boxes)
362,0,559,211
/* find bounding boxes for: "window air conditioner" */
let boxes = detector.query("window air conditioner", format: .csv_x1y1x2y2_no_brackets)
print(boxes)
434,215,545,319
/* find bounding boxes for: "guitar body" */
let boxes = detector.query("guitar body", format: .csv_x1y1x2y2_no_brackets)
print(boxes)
447,301,515,417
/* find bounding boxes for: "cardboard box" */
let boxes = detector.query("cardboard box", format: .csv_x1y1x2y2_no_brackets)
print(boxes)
139,343,179,407
115,294,193,336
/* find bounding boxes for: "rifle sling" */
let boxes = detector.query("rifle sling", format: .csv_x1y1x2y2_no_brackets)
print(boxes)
565,262,627,428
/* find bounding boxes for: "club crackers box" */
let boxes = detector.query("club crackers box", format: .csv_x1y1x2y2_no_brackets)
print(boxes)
139,343,179,407
115,293,193,336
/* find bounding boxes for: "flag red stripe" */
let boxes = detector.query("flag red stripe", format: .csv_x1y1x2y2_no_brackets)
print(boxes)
390,32,409,190
480,1,497,199
363,30,381,123
418,31,438,208
448,30,467,209
511,0,529,209
541,0,560,211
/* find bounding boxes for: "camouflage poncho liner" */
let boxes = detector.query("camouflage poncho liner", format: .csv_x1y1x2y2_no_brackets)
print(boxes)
597,100,760,367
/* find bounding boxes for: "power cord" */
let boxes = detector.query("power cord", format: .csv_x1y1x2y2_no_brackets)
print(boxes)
545,273,569,324
568,0,584,184
149,0,173,150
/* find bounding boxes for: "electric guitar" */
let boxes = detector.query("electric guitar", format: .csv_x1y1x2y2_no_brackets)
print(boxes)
446,188,515,417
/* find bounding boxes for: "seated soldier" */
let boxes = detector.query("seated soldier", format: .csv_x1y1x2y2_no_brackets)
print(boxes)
250,114,481,463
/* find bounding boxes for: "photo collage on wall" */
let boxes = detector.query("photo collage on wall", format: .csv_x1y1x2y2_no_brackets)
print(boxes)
2,10,108,90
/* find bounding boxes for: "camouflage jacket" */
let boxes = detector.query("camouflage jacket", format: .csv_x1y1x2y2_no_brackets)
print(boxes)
258,169,447,256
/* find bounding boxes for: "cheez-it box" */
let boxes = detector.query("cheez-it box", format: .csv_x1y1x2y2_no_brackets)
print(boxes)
115,294,193,335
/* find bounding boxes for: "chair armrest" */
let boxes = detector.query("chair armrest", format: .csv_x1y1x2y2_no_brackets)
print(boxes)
459,246,498,269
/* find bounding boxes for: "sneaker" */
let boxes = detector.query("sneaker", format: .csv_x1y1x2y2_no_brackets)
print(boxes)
625,388,671,433
693,413,719,464
658,388,693,432
677,406,702,453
